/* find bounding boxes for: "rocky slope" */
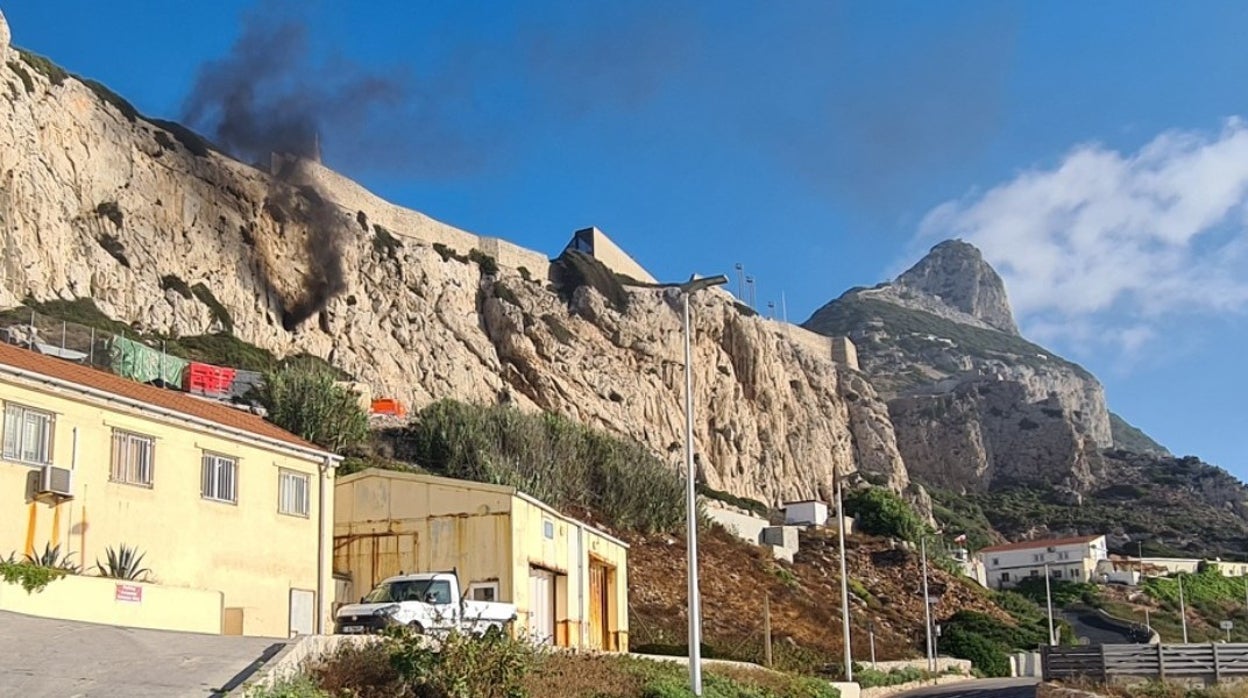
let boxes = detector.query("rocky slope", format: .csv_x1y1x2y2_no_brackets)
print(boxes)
0,12,906,505
802,239,1248,555
804,241,1112,492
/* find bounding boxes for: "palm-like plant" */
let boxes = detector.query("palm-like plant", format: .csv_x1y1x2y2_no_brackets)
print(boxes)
25,543,81,573
95,544,151,581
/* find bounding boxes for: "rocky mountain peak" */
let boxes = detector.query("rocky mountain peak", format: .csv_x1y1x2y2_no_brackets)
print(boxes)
894,239,1019,335
1,9,11,55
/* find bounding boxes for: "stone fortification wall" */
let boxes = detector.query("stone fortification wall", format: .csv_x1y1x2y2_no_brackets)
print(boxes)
477,237,550,280
287,158,550,278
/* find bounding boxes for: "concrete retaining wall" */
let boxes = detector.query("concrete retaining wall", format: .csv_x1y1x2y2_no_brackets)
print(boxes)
860,674,976,698
0,575,223,634
868,657,973,674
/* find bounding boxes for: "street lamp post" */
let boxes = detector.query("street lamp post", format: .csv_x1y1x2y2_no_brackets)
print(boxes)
1044,560,1056,646
1179,574,1189,644
921,536,934,672
835,469,853,682
675,274,729,697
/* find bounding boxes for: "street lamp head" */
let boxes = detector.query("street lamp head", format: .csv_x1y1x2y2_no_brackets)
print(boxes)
679,274,729,295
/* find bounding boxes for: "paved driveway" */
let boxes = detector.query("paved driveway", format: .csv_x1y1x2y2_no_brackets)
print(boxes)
894,678,1040,698
0,611,287,697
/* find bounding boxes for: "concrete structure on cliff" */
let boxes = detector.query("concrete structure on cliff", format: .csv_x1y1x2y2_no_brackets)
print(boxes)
563,227,658,283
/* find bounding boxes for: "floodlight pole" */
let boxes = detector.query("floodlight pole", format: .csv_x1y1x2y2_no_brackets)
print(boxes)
678,274,728,697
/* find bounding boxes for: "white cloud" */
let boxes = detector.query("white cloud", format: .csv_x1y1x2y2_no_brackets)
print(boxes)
919,119,1248,354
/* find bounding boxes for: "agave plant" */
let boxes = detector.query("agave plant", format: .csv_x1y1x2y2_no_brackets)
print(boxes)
95,544,151,581
25,543,81,573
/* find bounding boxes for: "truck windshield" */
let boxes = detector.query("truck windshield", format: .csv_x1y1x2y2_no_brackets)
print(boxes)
363,579,453,605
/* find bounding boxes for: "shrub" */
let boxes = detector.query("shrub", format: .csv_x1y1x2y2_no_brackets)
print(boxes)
172,333,276,373
392,400,685,533
8,61,33,94
0,553,68,593
517,266,532,282
95,201,124,228
433,242,468,263
468,249,499,276
95,544,151,581
697,483,771,519
388,626,540,698
147,119,212,157
190,282,233,333
18,49,68,86
539,313,574,345
549,249,629,312
159,274,193,299
25,542,81,573
372,224,402,261
854,666,924,688
95,233,131,267
1012,577,1099,607
256,363,368,454
939,624,1010,677
843,487,927,542
80,78,139,122
245,675,331,698
310,639,406,697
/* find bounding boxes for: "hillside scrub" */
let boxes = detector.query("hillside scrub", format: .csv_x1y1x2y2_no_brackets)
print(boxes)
283,628,840,698
256,363,368,454
388,400,685,534
843,487,928,542
1144,567,1248,608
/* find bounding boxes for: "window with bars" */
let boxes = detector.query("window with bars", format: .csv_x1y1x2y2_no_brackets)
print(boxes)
2,403,54,465
110,430,154,487
201,453,237,503
278,469,310,517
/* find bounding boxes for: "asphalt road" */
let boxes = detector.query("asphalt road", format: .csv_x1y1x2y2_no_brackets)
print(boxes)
893,678,1040,698
0,611,286,697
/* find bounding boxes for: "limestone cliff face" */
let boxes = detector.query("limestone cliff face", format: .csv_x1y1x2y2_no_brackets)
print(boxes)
0,15,908,504
804,240,1114,493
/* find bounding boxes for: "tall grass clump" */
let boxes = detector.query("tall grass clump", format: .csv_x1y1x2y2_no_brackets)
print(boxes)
391,400,686,533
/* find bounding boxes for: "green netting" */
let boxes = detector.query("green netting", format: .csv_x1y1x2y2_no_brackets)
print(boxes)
108,335,188,386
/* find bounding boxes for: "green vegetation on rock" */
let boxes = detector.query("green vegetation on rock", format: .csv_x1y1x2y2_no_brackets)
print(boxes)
843,487,928,542
1109,412,1170,455
804,294,1092,379
387,399,685,533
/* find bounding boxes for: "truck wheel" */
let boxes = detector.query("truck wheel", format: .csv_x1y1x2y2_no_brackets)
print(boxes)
408,621,425,634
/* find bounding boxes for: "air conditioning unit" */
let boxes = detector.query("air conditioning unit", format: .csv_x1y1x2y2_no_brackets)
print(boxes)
38,465,73,498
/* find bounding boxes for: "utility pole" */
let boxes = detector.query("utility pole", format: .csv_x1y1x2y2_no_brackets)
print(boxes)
764,595,773,669
745,276,756,309
734,263,745,301
869,620,877,670
836,468,853,681
1044,560,1056,646
1179,574,1189,644
921,536,934,673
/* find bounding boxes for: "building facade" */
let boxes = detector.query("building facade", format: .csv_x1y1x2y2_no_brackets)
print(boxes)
334,469,629,651
0,343,337,637
977,535,1108,590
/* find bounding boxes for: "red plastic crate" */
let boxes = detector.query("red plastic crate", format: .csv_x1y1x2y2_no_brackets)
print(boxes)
184,362,237,395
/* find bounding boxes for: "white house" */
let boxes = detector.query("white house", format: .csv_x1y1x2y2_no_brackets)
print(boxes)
976,535,1108,590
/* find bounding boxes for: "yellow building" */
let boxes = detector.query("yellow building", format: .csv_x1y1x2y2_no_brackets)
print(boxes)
0,342,339,637
334,469,629,651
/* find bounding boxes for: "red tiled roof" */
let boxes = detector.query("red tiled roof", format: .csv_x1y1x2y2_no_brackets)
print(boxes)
978,535,1103,553
0,342,325,454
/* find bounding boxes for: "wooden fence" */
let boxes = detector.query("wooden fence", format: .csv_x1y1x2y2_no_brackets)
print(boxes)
1044,644,1248,683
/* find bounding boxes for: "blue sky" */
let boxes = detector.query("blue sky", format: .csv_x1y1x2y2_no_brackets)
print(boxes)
5,1,1245,477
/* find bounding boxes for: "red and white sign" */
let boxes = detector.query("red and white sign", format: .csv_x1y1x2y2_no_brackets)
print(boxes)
115,583,143,603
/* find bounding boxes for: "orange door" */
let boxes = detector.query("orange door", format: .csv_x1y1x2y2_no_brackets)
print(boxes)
589,562,608,650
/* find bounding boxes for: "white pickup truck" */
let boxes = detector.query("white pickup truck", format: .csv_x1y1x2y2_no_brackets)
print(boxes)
334,571,517,636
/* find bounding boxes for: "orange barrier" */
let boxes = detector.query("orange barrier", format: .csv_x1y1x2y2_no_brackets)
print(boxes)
370,398,406,417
